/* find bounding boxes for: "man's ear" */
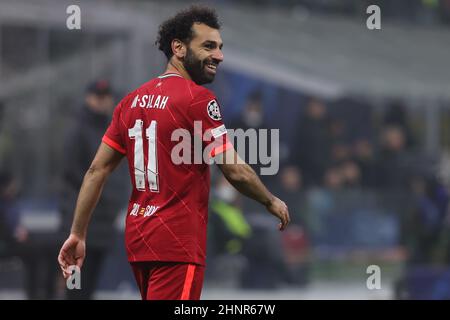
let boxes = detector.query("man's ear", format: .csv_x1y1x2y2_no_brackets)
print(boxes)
171,39,186,59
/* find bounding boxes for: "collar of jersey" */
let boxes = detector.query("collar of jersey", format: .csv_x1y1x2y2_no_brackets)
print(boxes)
158,72,183,79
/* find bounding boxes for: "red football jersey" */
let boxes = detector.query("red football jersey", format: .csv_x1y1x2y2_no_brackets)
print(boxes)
102,72,231,266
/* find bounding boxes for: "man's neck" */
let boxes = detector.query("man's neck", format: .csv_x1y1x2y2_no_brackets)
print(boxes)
164,59,191,81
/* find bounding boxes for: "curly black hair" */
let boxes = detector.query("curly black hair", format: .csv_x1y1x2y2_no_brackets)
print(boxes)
156,5,221,60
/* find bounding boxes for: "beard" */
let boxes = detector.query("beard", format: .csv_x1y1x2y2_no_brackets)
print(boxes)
183,47,216,85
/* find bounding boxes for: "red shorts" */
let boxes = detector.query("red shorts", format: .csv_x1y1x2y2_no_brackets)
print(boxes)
130,261,205,300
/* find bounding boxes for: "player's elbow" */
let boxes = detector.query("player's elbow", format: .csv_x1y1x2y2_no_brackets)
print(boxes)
85,163,109,181
221,164,252,185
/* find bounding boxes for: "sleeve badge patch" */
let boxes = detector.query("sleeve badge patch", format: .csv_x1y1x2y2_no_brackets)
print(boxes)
207,100,222,121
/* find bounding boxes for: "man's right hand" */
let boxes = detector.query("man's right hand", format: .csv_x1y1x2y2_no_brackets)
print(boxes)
265,196,291,231
58,233,86,279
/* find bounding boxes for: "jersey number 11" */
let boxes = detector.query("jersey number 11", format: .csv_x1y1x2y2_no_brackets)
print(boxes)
128,119,159,192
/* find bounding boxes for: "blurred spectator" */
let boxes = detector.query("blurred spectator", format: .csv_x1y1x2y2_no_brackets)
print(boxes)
0,171,52,300
273,166,311,286
231,164,294,290
291,98,332,187
329,118,347,145
208,176,251,258
281,224,310,287
375,125,410,189
274,166,304,225
0,172,26,256
240,213,292,289
229,90,273,185
231,91,267,131
340,160,362,188
328,117,358,185
396,174,450,299
383,101,415,149
353,138,378,188
405,175,449,265
59,79,128,300
331,143,352,164
323,165,344,190
207,176,251,287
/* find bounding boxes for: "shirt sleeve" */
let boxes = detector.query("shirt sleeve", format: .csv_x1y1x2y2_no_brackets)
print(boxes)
102,102,126,155
188,90,232,159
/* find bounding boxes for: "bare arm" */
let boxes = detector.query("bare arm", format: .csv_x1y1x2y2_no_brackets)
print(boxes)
216,148,290,230
70,142,124,238
58,142,124,277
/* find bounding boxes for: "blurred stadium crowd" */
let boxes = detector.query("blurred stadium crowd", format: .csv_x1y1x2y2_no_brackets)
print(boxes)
208,86,450,298
1,0,450,299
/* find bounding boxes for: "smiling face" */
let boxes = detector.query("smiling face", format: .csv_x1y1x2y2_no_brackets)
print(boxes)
183,23,224,85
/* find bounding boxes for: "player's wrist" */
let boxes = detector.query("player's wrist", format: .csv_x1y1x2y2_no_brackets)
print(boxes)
70,230,86,241
263,194,276,208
